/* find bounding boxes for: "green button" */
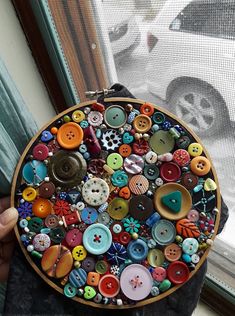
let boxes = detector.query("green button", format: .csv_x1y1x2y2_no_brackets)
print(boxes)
161,191,182,213
104,105,127,128
150,130,175,155
64,283,77,298
153,112,165,124
49,227,65,243
159,279,171,292
27,217,43,233
107,153,123,170
84,286,96,299
95,260,109,274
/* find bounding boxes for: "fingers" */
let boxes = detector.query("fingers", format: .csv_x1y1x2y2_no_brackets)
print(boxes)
0,196,10,214
0,207,18,240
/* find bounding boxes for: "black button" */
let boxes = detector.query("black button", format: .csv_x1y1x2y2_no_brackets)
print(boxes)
129,195,153,220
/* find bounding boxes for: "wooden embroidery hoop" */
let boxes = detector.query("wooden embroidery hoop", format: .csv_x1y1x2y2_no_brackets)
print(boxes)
11,97,221,309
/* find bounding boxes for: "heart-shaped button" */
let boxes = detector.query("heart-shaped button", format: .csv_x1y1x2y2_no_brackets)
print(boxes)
204,178,217,191
123,132,134,144
84,286,96,299
41,130,53,142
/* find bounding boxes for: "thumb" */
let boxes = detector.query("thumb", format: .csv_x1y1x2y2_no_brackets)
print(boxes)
0,207,18,240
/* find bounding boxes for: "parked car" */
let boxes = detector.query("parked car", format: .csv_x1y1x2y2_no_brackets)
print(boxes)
102,0,141,59
146,0,235,136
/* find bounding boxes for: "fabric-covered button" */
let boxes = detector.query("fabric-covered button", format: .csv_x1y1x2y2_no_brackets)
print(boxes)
33,143,49,161
65,228,83,247
164,243,182,262
190,156,211,176
150,131,175,155
57,122,83,149
133,114,152,133
152,267,166,282
182,238,199,255
127,239,148,262
81,207,98,224
69,268,87,287
124,154,144,174
99,274,120,298
82,223,112,255
22,187,37,202
72,110,85,123
104,105,127,128
108,198,129,220
32,198,52,218
129,175,149,195
167,261,189,285
188,143,203,157
83,126,101,157
107,242,128,265
147,248,164,267
132,139,150,156
120,264,152,300
107,153,123,170
39,182,55,198
82,178,109,206
81,257,96,272
160,162,181,182
41,245,73,278
172,149,190,167
181,172,198,190
152,220,176,245
144,164,159,180
119,144,132,157
72,245,87,261
129,195,153,220
33,233,51,251
22,160,47,185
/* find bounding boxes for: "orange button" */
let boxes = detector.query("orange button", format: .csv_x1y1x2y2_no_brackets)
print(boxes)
133,115,152,133
87,272,100,286
164,243,182,262
32,198,52,218
119,144,132,157
190,156,211,176
57,122,83,149
140,103,154,117
118,186,131,200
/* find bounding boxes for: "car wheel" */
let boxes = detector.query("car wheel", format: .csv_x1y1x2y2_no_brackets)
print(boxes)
168,83,229,137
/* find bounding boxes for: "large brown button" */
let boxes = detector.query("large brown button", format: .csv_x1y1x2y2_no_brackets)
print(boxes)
129,195,153,220
181,172,198,190
39,182,55,198
48,150,87,187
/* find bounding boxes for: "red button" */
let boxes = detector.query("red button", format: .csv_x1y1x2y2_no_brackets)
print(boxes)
167,261,189,284
98,274,120,298
160,162,181,182
132,139,150,155
33,144,49,160
119,231,131,245
65,228,82,247
173,149,190,167
62,211,81,228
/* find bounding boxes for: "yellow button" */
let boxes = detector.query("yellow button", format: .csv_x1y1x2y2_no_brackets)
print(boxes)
147,249,165,267
72,110,85,123
133,114,152,133
22,187,37,202
108,198,129,220
72,245,87,261
188,143,203,157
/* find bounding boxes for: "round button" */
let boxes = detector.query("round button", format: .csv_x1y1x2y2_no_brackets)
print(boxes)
173,149,190,167
81,257,96,272
191,253,200,264
99,274,120,298
107,153,123,170
108,198,129,220
98,212,110,225
133,114,152,133
144,164,159,180
160,162,181,182
33,233,51,251
187,209,199,222
152,220,176,246
107,242,128,264
176,135,191,149
104,105,127,128
81,207,98,224
82,223,112,255
57,122,83,149
120,264,152,301
33,144,49,161
190,156,211,176
27,217,43,232
22,187,37,202
188,143,203,157
129,175,149,195
72,110,85,123
119,231,131,245
82,178,109,206
127,239,148,262
124,154,144,175
119,144,132,157
145,151,158,164
181,172,198,190
152,112,165,124
140,103,154,116
167,261,189,285
48,150,87,187
88,111,103,127
64,283,77,298
65,228,83,247
39,182,55,198
152,267,166,282
182,238,199,255
32,198,52,218
164,243,182,262
147,248,164,267
50,227,65,243
129,195,153,220
72,245,87,261
45,214,59,228
111,170,128,187
95,260,109,274
150,130,175,155
22,160,47,185
69,268,87,287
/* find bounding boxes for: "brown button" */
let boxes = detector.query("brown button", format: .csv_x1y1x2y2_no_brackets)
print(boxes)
129,175,149,195
164,243,182,262
181,172,198,190
39,182,55,198
48,150,87,188
133,114,152,133
129,195,153,220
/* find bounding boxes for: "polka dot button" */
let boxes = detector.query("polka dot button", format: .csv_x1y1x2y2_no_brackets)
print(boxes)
167,261,189,285
82,223,112,255
127,239,148,262
82,178,109,206
160,162,181,182
133,114,152,133
104,105,127,128
107,153,123,170
57,122,83,149
190,156,211,176
173,149,190,167
72,110,85,123
164,243,182,262
124,154,144,174
129,195,153,220
152,220,176,246
120,264,152,301
108,198,129,220
150,130,175,155
129,175,149,195
99,274,120,298
188,143,203,157
22,187,37,202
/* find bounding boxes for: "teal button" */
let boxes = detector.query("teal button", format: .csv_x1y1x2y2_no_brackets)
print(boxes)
104,105,127,128
64,283,77,298
22,160,47,185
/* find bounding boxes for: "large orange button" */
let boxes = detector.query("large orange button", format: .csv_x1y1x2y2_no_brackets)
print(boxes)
119,144,132,157
133,114,152,133
32,198,52,218
57,122,83,149
190,156,211,176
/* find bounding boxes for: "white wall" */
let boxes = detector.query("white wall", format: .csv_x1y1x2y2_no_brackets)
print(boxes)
0,0,55,128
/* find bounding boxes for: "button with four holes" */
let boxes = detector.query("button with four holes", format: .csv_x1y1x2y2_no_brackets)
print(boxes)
57,122,83,149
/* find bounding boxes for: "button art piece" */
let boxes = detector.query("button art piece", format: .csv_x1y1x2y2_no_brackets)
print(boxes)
13,98,220,309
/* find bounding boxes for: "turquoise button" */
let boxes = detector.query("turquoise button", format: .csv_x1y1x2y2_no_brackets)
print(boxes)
182,238,199,255
104,105,127,128
22,160,47,185
64,283,77,298
127,239,148,263
82,223,112,255
152,220,176,246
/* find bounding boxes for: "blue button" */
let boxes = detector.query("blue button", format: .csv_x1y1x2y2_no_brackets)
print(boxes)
22,160,47,185
69,268,87,288
152,220,176,246
82,223,112,255
81,207,98,224
146,212,161,227
127,239,148,262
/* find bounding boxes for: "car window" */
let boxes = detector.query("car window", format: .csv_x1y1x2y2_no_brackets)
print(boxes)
170,1,235,39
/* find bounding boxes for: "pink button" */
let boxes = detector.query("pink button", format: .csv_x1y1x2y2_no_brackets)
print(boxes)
33,144,49,160
120,264,152,301
65,228,83,248
187,209,199,222
152,267,166,282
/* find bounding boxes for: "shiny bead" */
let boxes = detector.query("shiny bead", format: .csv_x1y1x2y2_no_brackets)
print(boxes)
175,235,183,243
84,107,91,114
27,244,34,252
24,227,30,233
132,232,138,240
31,250,43,259
19,219,28,228
152,124,160,132
63,115,71,123
117,298,123,305
125,104,133,112
74,261,81,269
77,288,84,296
